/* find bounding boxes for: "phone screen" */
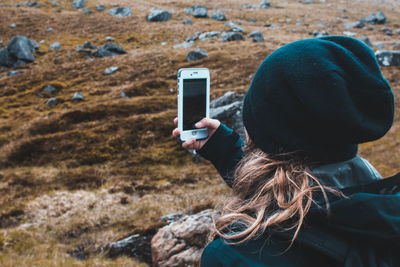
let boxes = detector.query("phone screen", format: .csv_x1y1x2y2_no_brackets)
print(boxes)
183,78,207,131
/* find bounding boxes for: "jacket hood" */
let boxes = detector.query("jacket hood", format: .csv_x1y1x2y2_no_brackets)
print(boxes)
308,173,400,246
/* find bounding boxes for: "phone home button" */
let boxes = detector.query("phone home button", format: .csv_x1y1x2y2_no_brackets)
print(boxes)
192,131,197,136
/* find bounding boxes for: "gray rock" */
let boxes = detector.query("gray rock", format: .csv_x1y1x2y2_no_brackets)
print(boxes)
43,85,57,94
83,42,96,49
109,7,132,17
183,19,192,24
381,27,393,36
186,32,201,42
225,21,245,32
373,43,385,49
173,42,194,49
210,94,244,139
92,43,126,57
72,0,85,9
146,8,172,22
186,49,208,62
50,1,58,7
7,70,23,77
120,92,127,98
186,5,208,18
303,0,314,4
211,10,226,21
96,5,105,11
105,36,115,42
248,31,264,42
375,50,400,66
47,27,54,32
344,21,364,29
259,1,270,8
343,31,357,37
249,18,256,23
8,35,37,62
359,36,372,47
362,11,386,25
310,30,329,37
9,23,16,29
72,92,84,101
0,49,11,67
46,97,58,107
198,31,220,41
49,42,61,51
221,31,244,42
104,66,119,75
83,8,93,15
152,210,216,267
25,1,39,7
107,232,152,264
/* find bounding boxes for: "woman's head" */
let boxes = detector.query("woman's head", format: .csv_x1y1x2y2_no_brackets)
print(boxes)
242,36,394,164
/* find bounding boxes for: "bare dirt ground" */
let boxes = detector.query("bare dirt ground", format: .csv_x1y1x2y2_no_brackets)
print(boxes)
0,0,399,266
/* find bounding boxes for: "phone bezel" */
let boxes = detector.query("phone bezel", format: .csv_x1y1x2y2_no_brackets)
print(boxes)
177,68,210,142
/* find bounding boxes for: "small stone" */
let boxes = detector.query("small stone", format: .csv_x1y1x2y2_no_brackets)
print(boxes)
72,92,84,101
83,42,96,49
359,36,372,47
303,0,314,4
96,5,105,12
46,97,58,107
109,7,132,17
343,31,357,37
43,85,57,94
147,8,172,22
187,5,208,18
39,40,45,44
362,11,386,25
105,36,115,42
161,42,167,46
221,31,244,42
211,10,226,21
173,42,194,49
83,8,93,15
10,23,16,28
225,21,245,32
248,31,264,42
186,49,208,62
72,0,85,9
373,43,385,49
7,70,23,77
92,44,126,57
381,27,393,36
104,66,119,75
259,1,270,8
183,19,192,24
375,50,400,66
50,1,58,7
47,27,54,32
310,30,329,37
198,31,220,41
120,92,127,98
344,21,364,29
49,42,61,51
249,18,256,23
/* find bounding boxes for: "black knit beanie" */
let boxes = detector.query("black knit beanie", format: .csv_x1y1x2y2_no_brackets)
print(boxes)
242,36,395,164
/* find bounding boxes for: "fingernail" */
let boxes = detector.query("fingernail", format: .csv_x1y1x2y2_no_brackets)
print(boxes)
195,122,202,128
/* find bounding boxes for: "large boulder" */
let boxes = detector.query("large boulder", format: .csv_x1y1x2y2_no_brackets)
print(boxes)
92,43,126,57
0,35,38,67
147,8,172,22
375,50,400,66
109,7,132,17
186,49,208,62
210,91,245,140
151,210,216,267
362,11,386,25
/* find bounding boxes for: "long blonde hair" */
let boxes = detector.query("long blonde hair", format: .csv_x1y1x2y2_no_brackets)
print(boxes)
214,144,339,247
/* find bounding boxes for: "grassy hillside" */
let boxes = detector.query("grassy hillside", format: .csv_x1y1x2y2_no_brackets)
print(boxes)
0,0,399,265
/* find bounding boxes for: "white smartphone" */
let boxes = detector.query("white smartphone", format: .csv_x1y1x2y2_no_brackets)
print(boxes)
177,68,210,142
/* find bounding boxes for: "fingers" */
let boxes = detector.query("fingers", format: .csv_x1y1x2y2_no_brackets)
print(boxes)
182,138,196,149
172,128,180,137
195,118,220,129
174,117,178,126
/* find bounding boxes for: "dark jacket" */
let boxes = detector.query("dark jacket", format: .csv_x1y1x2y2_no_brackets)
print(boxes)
197,124,400,267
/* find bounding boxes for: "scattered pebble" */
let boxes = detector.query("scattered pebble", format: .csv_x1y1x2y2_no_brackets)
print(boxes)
104,66,119,75
105,36,115,42
47,27,54,32
49,42,61,51
343,31,357,37
10,23,16,28
186,49,208,62
46,97,58,107
72,92,84,101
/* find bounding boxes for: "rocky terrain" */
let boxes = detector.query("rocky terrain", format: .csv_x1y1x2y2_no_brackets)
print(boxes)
0,0,399,266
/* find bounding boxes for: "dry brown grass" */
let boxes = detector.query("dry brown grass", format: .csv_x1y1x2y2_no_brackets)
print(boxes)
0,0,399,265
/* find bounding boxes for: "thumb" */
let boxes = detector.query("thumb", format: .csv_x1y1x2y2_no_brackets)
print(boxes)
195,118,220,129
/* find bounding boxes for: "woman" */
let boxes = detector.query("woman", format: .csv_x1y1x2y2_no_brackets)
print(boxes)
172,36,400,266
